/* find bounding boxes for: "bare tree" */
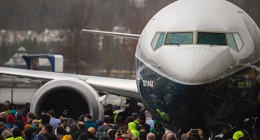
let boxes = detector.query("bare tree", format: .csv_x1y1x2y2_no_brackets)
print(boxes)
95,36,124,77
60,0,94,74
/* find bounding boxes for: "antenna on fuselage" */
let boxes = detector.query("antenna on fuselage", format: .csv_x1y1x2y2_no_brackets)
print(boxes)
81,29,140,39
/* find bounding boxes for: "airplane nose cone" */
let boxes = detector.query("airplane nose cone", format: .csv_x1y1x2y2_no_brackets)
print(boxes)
156,46,235,84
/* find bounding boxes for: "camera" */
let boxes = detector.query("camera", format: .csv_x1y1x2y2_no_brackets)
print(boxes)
192,129,199,134
117,130,122,136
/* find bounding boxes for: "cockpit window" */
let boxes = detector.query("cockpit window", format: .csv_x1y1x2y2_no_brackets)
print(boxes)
151,32,165,50
197,32,227,45
164,32,193,45
152,31,231,51
227,33,243,52
227,33,238,51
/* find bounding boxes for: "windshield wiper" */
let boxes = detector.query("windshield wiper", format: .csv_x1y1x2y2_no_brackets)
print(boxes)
171,42,180,46
165,42,180,46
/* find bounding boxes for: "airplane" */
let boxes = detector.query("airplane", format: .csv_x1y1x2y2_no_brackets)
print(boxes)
1,0,260,136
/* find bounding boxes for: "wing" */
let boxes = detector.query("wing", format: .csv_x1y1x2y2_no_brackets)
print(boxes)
0,67,140,101
0,30,142,120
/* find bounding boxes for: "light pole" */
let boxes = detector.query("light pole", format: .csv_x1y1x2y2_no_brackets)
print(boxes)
11,77,14,103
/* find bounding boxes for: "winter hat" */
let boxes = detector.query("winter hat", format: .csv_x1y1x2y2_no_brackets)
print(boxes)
61,135,73,140
233,131,244,140
9,110,16,116
85,114,92,120
95,119,104,129
88,127,96,135
6,115,15,124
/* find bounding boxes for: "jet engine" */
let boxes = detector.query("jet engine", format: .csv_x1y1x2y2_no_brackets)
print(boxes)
30,79,104,121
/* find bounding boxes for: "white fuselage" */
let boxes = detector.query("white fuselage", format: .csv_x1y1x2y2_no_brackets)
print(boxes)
136,0,260,84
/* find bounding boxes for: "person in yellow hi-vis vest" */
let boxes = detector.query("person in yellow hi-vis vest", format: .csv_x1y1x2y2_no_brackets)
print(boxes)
113,110,124,124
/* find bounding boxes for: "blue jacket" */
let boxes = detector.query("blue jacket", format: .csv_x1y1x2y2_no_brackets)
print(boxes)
84,120,96,130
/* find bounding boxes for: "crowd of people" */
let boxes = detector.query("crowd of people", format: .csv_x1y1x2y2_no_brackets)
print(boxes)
0,100,260,140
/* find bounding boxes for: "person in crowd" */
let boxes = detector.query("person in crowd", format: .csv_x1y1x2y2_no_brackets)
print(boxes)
2,130,13,140
95,119,104,130
147,118,156,133
26,112,35,125
116,107,131,126
2,101,11,115
47,110,60,132
67,118,75,129
146,132,155,140
32,133,44,140
185,128,205,140
104,104,114,122
0,112,7,123
253,129,260,140
5,115,18,131
140,129,148,140
24,119,40,140
56,126,68,140
56,118,70,134
0,122,6,140
39,111,50,125
73,122,87,140
104,104,114,123
10,104,16,112
22,103,30,118
23,112,35,139
40,124,57,140
120,115,134,130
115,129,125,140
15,113,25,132
128,122,140,140
83,114,96,130
87,127,97,140
154,121,165,137
13,128,24,140
136,115,150,135
68,123,77,136
107,129,116,140
24,126,33,140
31,119,42,138
96,115,111,140
162,132,177,140
77,132,88,140
77,115,85,122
